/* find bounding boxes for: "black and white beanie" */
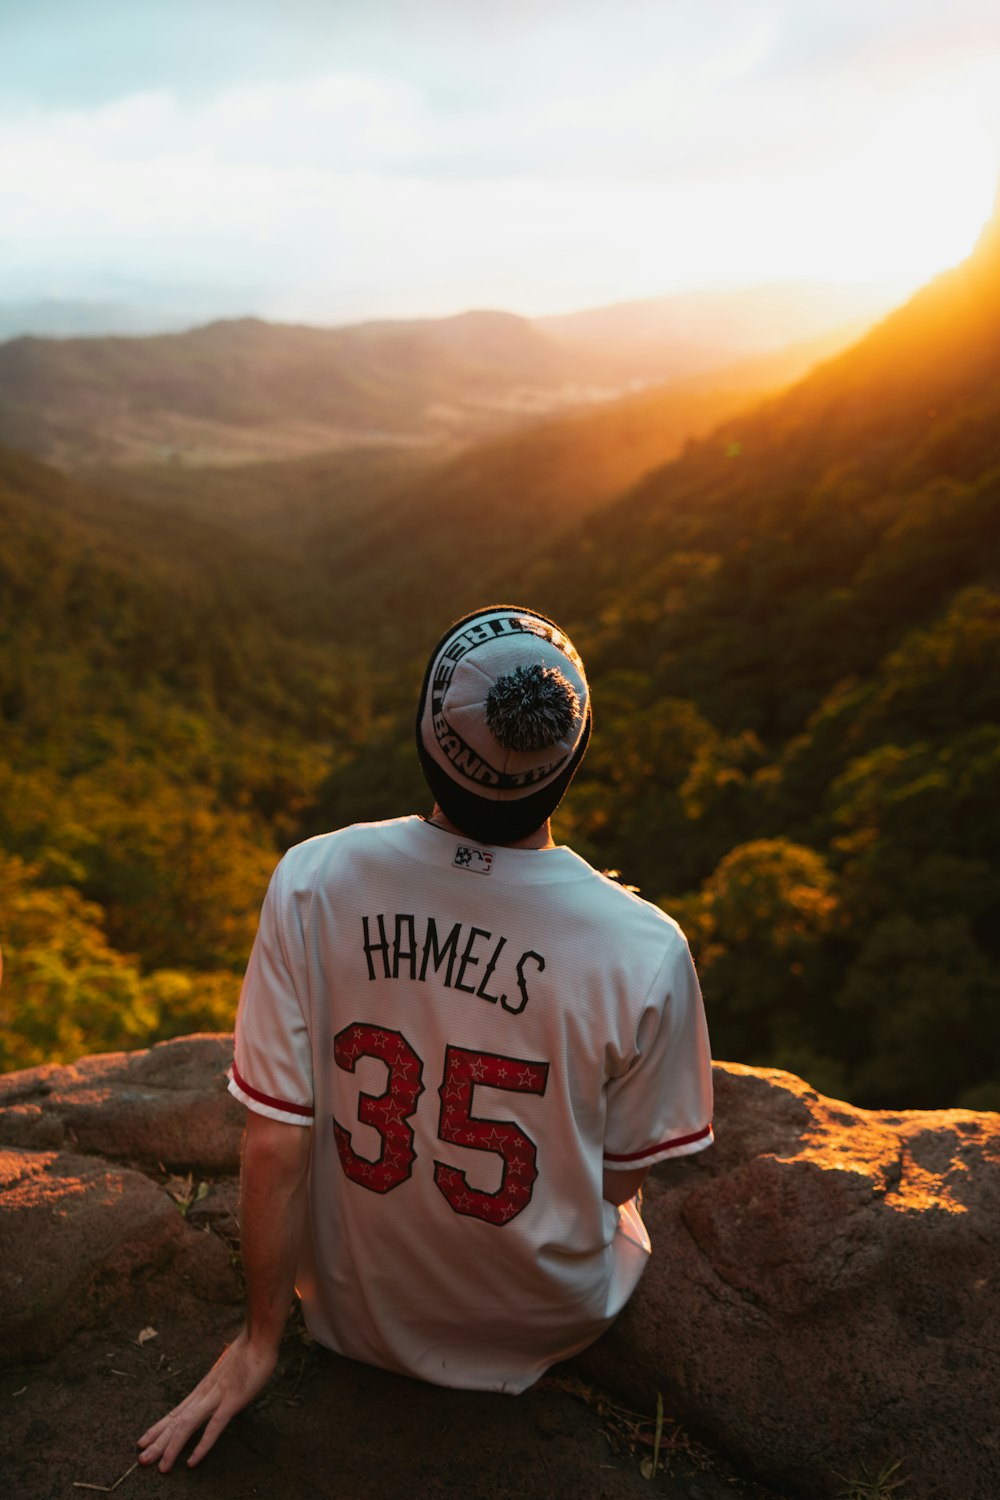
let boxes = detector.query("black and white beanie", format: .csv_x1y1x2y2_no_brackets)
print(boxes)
416,605,591,845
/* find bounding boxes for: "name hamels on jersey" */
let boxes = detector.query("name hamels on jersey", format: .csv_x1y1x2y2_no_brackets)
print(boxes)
361,911,544,1015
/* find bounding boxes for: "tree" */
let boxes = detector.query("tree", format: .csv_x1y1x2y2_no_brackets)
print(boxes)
675,838,844,1090
0,852,241,1070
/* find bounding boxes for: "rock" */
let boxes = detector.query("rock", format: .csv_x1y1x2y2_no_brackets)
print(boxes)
0,1035,246,1365
3,1037,998,1498
579,1062,1000,1500
0,1033,244,1172
0,1145,240,1362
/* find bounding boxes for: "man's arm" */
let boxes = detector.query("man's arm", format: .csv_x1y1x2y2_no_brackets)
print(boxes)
602,1165,648,1206
137,1111,312,1473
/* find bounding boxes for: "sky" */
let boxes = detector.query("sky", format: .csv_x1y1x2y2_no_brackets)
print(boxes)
1,0,999,329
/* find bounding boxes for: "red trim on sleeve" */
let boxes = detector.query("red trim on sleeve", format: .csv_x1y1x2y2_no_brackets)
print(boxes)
231,1061,314,1118
604,1122,712,1163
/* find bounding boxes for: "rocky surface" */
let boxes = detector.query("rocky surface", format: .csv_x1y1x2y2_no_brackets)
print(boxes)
582,1063,1000,1500
2,1035,998,1498
0,1035,243,1171
0,1146,232,1364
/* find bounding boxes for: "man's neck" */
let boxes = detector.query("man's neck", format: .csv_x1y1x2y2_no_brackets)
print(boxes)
428,805,555,850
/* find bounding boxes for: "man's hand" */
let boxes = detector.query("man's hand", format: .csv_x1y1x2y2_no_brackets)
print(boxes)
137,1326,277,1471
138,1110,312,1472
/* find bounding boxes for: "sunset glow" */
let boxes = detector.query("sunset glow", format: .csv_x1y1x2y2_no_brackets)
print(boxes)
0,1,998,327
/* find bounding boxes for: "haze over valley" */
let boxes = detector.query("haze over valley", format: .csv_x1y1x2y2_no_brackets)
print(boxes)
2,194,999,1114
0,280,883,470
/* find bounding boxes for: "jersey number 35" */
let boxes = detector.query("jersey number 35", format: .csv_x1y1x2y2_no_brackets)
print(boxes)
333,1022,549,1227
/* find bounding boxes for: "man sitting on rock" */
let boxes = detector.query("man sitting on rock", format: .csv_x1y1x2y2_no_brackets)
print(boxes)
138,605,714,1472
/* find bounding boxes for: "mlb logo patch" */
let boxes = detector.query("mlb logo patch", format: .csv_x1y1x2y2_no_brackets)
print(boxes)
454,844,494,875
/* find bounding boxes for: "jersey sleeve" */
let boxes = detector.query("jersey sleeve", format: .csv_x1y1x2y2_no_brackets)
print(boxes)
603,934,713,1170
228,855,315,1126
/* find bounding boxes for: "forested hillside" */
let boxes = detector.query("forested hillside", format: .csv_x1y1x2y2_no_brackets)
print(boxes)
0,223,997,1109
532,211,1000,1108
0,442,368,1066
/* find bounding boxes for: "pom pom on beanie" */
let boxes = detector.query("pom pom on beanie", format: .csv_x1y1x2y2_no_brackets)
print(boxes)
485,664,580,752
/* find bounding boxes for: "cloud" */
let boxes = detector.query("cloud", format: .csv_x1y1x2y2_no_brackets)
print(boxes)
0,1,997,321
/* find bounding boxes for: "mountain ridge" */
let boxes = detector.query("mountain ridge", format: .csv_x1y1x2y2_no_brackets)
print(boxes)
0,285,885,470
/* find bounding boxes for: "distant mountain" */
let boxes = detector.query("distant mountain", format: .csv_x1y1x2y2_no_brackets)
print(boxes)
539,204,1000,696
537,279,895,379
0,312,565,468
0,286,879,470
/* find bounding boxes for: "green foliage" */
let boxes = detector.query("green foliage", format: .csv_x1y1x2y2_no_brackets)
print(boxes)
2,220,999,1100
858,586,1000,744
0,453,335,1065
0,852,240,1071
671,839,845,1079
557,679,726,892
835,914,1000,1106
0,852,156,1069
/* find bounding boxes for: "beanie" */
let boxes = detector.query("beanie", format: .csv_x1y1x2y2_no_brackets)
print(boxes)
415,605,591,845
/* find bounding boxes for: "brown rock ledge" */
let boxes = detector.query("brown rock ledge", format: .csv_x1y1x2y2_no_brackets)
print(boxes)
580,1063,1000,1499
2,1036,998,1497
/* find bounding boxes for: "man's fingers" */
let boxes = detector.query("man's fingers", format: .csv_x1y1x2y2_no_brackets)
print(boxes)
157,1409,212,1473
137,1393,216,1471
186,1407,234,1468
159,1425,196,1474
141,1424,189,1473
138,1410,180,1448
137,1418,177,1464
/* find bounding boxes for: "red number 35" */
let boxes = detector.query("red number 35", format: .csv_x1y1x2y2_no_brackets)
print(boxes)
333,1022,549,1226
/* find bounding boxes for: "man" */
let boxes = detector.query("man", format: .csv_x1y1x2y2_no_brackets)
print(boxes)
138,604,713,1473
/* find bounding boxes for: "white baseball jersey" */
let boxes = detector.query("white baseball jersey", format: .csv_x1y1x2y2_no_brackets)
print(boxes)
228,816,713,1393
